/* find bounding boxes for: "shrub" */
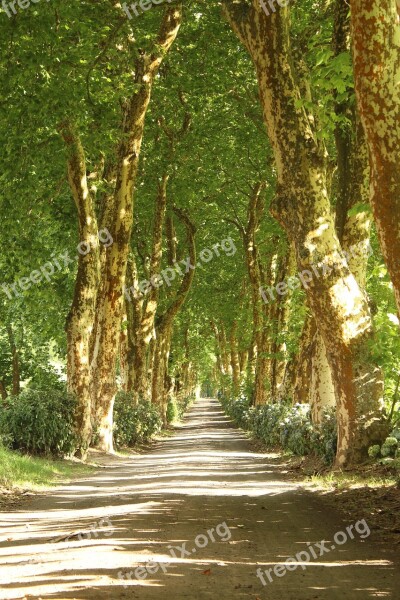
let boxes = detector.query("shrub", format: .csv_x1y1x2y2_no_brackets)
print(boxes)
174,394,195,420
381,436,398,458
390,428,400,442
220,395,337,464
368,444,381,459
279,404,314,455
0,387,77,456
311,407,337,464
27,366,66,391
166,399,179,424
113,392,162,448
221,395,252,429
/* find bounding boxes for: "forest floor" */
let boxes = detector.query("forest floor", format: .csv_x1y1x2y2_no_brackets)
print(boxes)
0,398,399,599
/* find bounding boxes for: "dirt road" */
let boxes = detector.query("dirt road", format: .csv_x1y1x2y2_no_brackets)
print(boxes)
0,398,399,599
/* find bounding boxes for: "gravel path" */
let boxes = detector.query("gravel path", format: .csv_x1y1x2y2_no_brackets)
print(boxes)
0,398,399,599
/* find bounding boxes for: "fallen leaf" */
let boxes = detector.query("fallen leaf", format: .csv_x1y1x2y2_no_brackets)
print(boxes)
202,568,211,575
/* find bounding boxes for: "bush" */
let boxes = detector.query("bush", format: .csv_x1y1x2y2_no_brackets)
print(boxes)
0,387,77,456
311,408,337,464
368,444,381,459
166,399,179,424
381,436,398,458
220,396,337,464
27,366,66,391
179,393,195,415
113,392,162,448
221,395,252,429
390,428,400,442
279,404,314,455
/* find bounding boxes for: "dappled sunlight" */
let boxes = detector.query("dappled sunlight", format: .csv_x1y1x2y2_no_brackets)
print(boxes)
1,399,398,599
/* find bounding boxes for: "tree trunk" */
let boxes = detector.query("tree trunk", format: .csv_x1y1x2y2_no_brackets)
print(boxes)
239,349,248,376
211,321,225,377
269,251,289,400
293,317,316,405
219,323,231,376
351,0,400,316
151,208,196,417
59,122,100,457
230,320,241,395
223,1,384,465
0,380,7,401
6,324,20,397
235,181,269,405
310,332,336,423
90,7,182,451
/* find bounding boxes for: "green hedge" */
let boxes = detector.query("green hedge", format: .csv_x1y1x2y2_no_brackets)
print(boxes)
113,392,162,448
221,395,337,464
0,387,77,456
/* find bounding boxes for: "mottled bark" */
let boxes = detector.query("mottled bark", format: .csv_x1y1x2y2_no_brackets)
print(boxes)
224,1,383,465
211,321,225,377
297,1,383,437
351,0,400,316
126,174,169,401
293,317,316,405
233,181,269,404
0,380,7,401
219,323,231,376
119,307,129,392
239,349,249,376
59,121,100,457
269,251,289,400
230,320,241,395
125,255,145,396
6,324,20,397
151,208,196,419
90,6,182,451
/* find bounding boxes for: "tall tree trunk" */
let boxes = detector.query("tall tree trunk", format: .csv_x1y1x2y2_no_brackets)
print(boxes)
126,102,191,402
59,122,100,457
6,324,20,396
151,208,196,420
90,6,182,451
223,1,384,465
239,349,248,376
269,251,289,400
125,255,145,396
233,181,269,404
293,317,317,405
351,0,400,316
211,321,225,377
0,380,7,401
120,305,129,392
230,320,241,395
126,175,169,401
219,323,231,376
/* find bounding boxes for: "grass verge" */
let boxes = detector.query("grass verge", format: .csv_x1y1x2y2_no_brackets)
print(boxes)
0,446,92,492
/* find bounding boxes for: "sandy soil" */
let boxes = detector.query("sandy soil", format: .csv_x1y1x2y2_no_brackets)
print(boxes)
0,398,399,599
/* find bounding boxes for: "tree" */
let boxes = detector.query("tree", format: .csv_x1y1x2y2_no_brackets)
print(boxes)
223,0,385,466
350,0,400,317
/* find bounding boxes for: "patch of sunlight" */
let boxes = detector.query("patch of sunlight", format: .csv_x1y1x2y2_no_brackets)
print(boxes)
387,313,399,326
330,274,370,342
